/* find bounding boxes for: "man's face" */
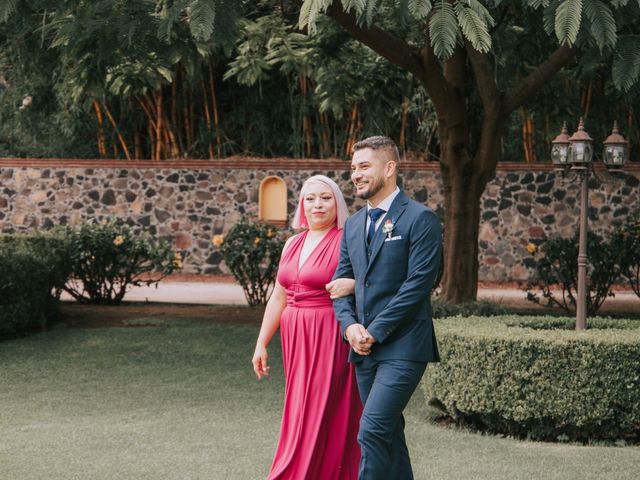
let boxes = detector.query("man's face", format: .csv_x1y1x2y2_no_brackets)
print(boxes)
350,148,393,200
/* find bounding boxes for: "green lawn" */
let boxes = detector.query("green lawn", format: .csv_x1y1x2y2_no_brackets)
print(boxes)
1,311,638,480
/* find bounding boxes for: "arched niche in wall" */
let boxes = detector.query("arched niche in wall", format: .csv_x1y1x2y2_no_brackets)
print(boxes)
259,176,288,228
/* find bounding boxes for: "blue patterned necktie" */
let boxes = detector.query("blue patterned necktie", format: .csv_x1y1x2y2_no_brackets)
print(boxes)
367,208,386,244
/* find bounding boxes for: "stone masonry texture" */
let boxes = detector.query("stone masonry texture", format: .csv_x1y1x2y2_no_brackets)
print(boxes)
0,159,638,282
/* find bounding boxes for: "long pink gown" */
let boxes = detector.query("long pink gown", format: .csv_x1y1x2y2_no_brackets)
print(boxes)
267,225,362,480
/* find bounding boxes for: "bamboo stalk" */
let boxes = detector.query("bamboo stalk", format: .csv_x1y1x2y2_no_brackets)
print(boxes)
202,84,214,160
171,75,183,155
399,98,409,156
299,74,312,158
581,81,592,120
208,62,222,157
155,89,163,160
164,113,179,159
147,117,155,160
102,102,131,160
188,90,194,153
528,116,536,162
134,130,142,160
183,86,192,151
136,95,157,159
92,99,107,158
317,111,330,158
345,104,360,156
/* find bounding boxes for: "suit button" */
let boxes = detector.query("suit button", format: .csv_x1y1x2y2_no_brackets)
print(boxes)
364,311,369,317
365,282,370,287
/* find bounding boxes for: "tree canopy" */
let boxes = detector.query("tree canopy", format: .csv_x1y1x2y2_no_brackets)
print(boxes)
1,0,639,302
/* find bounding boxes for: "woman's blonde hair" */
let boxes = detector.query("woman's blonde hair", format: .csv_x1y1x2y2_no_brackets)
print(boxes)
291,175,349,229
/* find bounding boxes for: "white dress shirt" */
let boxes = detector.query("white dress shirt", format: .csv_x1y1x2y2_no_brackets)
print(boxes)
366,187,400,233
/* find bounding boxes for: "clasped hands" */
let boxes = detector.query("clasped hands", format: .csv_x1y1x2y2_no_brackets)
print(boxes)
345,323,376,356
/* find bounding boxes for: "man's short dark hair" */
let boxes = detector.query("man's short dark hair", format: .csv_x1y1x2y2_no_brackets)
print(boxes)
352,136,400,164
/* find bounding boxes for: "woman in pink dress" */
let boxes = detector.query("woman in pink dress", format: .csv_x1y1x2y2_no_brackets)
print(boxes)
252,175,362,479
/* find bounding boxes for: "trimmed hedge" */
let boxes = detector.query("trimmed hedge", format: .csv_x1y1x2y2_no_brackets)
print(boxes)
0,233,70,336
423,315,640,443
432,298,508,318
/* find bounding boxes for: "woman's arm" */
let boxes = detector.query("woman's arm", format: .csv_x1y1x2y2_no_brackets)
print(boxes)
252,279,287,380
252,236,296,380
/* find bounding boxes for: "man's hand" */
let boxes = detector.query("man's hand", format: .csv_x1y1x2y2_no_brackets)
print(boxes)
345,324,375,355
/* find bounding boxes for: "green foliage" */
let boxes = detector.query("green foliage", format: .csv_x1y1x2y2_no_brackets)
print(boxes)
61,218,180,305
2,0,639,162
217,222,286,306
423,315,640,443
428,1,459,59
432,297,507,318
407,0,432,20
583,0,617,51
554,0,583,47
299,0,333,35
611,212,640,298
453,0,493,54
0,233,70,336
525,232,622,315
188,0,218,42
612,35,640,92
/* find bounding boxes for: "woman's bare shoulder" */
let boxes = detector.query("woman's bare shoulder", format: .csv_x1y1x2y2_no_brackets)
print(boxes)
282,231,304,251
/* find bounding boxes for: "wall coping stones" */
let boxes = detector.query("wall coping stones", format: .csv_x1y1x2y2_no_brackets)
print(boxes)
2,157,638,173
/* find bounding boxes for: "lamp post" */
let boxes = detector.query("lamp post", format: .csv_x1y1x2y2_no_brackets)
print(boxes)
550,118,628,330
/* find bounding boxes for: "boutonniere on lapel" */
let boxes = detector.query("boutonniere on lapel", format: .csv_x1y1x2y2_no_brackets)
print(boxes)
382,218,395,240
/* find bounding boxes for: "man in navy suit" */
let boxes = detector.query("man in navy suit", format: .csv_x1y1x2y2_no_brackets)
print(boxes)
331,136,442,480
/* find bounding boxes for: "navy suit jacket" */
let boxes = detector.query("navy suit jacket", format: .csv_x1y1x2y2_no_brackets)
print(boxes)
332,190,442,363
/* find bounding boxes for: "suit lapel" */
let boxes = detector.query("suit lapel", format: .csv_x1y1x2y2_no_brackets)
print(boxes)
366,191,409,272
350,207,369,271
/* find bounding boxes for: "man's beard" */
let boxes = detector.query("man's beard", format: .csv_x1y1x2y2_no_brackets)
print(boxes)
356,176,385,200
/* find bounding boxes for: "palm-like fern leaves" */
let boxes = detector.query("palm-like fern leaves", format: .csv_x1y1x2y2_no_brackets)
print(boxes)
188,0,216,42
408,0,433,19
554,0,583,46
429,1,458,58
454,0,494,53
612,36,640,92
299,0,333,34
583,0,616,51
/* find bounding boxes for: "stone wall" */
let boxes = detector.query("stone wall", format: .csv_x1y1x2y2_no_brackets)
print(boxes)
1,158,638,282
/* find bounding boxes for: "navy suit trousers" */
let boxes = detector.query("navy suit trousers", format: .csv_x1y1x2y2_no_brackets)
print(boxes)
355,357,427,480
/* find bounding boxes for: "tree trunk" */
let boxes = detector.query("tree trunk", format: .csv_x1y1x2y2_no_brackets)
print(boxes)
439,161,484,302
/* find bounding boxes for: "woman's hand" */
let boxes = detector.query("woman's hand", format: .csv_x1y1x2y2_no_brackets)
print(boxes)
252,343,270,380
326,278,356,299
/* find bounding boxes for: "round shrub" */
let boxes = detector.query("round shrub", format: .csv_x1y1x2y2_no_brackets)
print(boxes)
61,218,180,305
422,315,640,443
0,233,70,336
216,221,286,306
526,232,621,315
